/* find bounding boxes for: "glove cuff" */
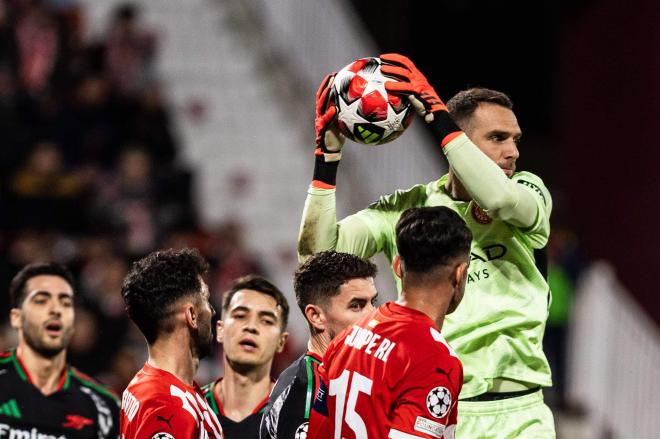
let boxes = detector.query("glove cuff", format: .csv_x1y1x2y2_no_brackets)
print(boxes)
428,111,463,148
313,154,340,187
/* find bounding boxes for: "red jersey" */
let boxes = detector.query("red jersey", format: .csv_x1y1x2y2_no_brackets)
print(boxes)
120,363,224,439
311,302,463,439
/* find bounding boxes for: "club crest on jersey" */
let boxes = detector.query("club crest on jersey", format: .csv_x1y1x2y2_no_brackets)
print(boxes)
426,386,452,419
471,204,492,224
62,414,93,430
151,433,175,439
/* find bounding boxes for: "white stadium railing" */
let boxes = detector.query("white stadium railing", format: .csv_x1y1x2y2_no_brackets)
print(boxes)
568,262,660,438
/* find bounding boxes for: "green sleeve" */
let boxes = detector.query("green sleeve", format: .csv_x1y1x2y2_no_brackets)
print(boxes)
297,186,380,261
512,171,553,249
444,134,538,228
297,184,428,261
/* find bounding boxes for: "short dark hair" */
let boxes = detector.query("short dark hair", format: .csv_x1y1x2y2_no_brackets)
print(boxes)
446,87,513,126
9,262,76,308
294,251,377,313
396,207,472,273
222,275,290,329
122,248,209,344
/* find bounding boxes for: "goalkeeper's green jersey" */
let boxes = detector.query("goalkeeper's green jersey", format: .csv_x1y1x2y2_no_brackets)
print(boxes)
303,172,552,399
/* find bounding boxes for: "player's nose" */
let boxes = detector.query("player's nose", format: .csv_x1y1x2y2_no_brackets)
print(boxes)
243,321,258,334
504,140,520,159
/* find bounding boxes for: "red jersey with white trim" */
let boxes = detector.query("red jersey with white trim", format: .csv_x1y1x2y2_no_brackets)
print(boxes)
311,302,463,439
120,363,224,439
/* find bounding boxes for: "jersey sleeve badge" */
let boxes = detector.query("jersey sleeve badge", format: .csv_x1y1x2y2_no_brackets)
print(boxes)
426,386,452,419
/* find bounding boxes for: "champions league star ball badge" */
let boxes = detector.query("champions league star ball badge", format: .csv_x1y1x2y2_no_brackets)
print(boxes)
426,386,452,419
294,422,308,439
150,433,175,439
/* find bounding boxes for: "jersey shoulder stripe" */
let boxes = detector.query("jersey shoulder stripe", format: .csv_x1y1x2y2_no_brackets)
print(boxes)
70,367,120,403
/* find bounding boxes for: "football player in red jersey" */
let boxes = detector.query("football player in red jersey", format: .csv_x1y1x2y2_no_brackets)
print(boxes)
120,249,224,439
311,206,472,439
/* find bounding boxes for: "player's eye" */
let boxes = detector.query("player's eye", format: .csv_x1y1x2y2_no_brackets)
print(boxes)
261,317,275,325
60,298,73,307
489,134,505,142
349,300,366,311
514,136,522,145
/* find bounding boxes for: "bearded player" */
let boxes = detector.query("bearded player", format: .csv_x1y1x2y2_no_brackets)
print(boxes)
1,262,119,439
259,251,378,438
310,207,470,438
120,249,224,439
299,53,555,437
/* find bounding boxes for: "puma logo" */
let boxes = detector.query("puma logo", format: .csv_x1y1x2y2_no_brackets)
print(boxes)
435,368,453,379
156,415,173,428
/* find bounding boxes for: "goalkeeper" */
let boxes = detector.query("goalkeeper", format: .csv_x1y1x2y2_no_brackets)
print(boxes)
299,53,555,438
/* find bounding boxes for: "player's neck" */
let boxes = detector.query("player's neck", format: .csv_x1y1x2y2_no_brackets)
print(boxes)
217,360,272,421
308,333,331,357
16,343,66,396
445,170,471,201
397,286,452,330
147,334,198,386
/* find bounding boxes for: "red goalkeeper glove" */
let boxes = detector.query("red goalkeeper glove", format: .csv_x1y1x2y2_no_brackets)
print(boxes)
380,53,463,148
313,73,345,188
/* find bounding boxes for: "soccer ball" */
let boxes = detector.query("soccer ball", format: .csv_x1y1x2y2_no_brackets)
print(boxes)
330,57,414,145
426,386,452,418
294,422,308,439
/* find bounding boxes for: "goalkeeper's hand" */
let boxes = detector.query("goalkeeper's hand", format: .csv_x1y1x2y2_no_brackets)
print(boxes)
380,53,462,147
315,73,345,162
380,53,446,122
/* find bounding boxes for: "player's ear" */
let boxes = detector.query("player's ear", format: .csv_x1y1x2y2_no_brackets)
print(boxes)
276,331,289,353
304,304,325,333
9,308,22,330
216,320,224,343
184,302,198,329
452,260,469,289
392,255,403,279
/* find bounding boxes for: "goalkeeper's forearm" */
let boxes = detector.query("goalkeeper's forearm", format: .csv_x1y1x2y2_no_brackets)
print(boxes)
297,186,340,261
443,133,538,227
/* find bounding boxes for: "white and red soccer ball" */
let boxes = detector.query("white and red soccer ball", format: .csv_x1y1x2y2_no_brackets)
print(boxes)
330,57,414,145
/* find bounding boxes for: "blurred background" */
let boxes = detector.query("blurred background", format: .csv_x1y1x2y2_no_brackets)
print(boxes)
0,0,657,437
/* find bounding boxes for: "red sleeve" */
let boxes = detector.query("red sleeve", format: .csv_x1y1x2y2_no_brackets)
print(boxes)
388,352,462,439
132,399,199,439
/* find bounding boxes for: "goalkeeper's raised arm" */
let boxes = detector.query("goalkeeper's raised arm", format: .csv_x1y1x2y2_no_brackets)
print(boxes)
380,53,548,232
297,73,388,261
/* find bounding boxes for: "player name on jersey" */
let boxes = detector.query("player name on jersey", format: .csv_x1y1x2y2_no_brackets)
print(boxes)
121,390,140,422
343,323,396,363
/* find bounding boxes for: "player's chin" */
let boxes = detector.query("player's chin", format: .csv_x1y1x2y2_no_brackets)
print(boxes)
231,354,262,369
35,340,67,358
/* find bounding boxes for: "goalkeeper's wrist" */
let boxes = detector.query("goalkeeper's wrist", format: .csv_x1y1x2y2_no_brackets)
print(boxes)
312,154,339,188
428,110,463,148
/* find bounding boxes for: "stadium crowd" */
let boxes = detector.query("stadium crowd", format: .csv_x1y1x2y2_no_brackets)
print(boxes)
0,0,274,395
